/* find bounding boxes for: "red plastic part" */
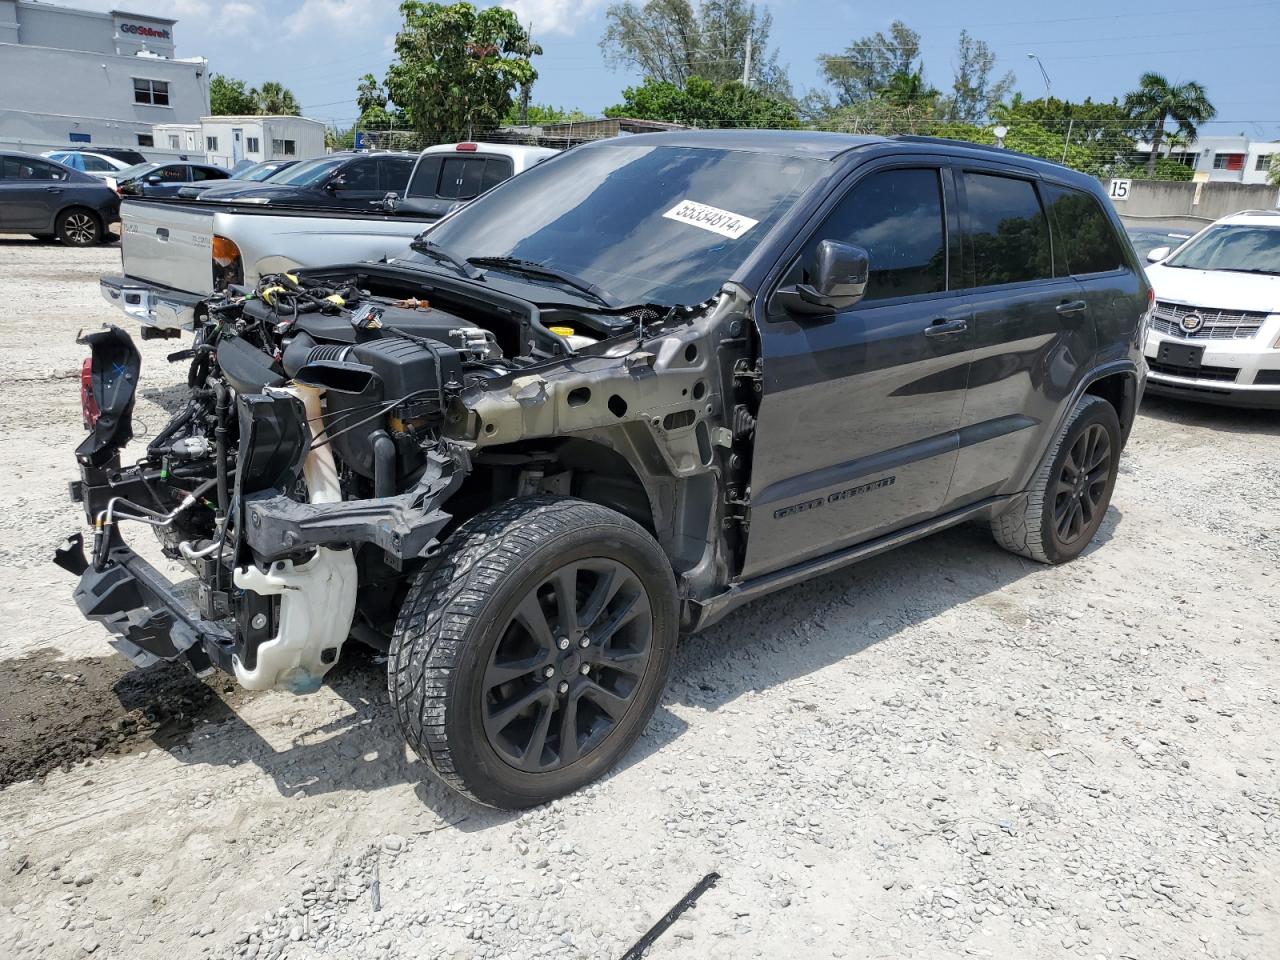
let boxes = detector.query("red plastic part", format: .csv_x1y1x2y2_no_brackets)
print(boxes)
80,357,99,429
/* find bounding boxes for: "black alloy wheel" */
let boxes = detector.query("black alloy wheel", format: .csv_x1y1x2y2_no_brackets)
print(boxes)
482,558,653,772
389,497,678,808
57,208,100,246
1052,422,1112,547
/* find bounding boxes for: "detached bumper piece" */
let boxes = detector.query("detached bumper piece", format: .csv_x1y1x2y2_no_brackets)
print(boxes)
63,536,233,675
100,274,204,333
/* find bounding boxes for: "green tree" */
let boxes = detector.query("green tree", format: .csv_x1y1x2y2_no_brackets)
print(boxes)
385,1,538,142
943,30,1014,124
600,0,790,98
881,69,939,109
209,74,257,115
357,73,388,116
503,102,591,125
605,75,797,128
251,81,301,115
1269,153,1280,187
1123,72,1216,176
818,20,921,107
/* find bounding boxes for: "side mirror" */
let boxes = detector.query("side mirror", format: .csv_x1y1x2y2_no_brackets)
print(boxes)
779,240,869,315
1146,246,1170,263
377,191,399,212
144,175,162,185
326,174,347,192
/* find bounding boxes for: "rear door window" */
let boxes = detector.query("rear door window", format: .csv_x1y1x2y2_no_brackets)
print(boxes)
191,166,225,181
379,156,416,194
1041,183,1129,276
796,167,948,303
2,157,69,181
962,173,1053,287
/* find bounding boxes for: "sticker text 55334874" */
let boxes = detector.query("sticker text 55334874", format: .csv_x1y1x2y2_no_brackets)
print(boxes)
662,200,759,240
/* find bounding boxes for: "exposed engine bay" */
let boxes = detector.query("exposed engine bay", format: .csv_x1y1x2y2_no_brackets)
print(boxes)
59,267,760,693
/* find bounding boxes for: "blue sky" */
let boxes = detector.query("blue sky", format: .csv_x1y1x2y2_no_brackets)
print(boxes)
85,0,1280,136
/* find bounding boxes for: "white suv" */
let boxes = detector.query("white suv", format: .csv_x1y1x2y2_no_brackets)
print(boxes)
1143,210,1280,409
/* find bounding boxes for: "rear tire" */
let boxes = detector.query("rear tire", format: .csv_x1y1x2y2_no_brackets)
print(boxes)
389,496,678,808
56,208,102,247
991,394,1121,564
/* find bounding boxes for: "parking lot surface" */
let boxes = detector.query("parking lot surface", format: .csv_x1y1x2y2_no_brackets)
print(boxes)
0,240,1276,960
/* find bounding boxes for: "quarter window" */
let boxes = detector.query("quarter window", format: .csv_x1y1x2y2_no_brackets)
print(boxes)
133,78,170,106
962,173,1052,287
1041,184,1128,276
800,167,948,302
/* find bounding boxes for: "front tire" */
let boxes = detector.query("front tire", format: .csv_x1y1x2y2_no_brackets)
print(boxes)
389,497,678,808
56,208,102,247
991,394,1121,564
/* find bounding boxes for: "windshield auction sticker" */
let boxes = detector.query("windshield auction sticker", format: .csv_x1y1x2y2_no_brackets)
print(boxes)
663,199,759,239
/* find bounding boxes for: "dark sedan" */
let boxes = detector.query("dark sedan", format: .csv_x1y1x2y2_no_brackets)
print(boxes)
117,161,229,198
0,151,120,245
175,159,298,199
201,152,416,210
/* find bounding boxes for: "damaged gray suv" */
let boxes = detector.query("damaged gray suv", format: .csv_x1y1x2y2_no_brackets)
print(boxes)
61,131,1149,808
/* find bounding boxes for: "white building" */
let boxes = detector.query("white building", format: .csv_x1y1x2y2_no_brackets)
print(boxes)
0,1,209,158
199,115,327,168
1142,135,1280,185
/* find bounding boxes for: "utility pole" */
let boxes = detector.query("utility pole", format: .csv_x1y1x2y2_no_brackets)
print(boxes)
519,20,533,126
742,35,753,88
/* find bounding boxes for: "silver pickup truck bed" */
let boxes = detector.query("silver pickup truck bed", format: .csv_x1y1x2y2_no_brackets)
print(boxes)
102,198,435,329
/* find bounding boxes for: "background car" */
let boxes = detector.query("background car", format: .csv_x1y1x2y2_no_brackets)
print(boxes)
175,159,298,199
116,161,229,198
42,150,132,182
0,151,119,245
89,146,149,166
200,151,416,209
1141,210,1280,408
1126,226,1193,261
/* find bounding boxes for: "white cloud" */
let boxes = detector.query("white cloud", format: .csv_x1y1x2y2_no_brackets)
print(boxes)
283,0,390,37
500,0,607,36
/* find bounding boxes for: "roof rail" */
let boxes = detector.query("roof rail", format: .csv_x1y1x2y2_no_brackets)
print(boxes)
1232,209,1280,217
890,134,1070,167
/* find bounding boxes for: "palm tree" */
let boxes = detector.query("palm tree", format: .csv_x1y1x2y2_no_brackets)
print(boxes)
882,69,940,109
252,81,301,116
1123,72,1215,176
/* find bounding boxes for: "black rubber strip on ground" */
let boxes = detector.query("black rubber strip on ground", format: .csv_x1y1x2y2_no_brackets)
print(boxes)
618,872,721,959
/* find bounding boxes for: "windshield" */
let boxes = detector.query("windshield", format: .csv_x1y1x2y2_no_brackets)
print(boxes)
118,162,158,180
1165,225,1280,275
234,162,282,182
425,143,826,305
272,156,346,187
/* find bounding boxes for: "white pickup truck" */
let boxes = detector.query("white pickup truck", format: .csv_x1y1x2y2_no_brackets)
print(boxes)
100,142,557,332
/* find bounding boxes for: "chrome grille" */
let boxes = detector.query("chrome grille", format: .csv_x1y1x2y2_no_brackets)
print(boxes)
1151,301,1269,340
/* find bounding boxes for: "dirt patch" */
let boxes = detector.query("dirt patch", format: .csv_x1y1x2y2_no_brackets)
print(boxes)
0,648,256,786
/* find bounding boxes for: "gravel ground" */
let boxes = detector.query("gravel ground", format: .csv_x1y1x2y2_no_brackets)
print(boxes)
0,239,1277,960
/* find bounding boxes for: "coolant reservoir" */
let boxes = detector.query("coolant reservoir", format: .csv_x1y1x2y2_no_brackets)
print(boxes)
548,325,597,352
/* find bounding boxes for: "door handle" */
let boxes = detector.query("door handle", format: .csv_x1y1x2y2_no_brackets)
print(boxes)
1056,299,1088,315
923,318,968,338
44,186,62,193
